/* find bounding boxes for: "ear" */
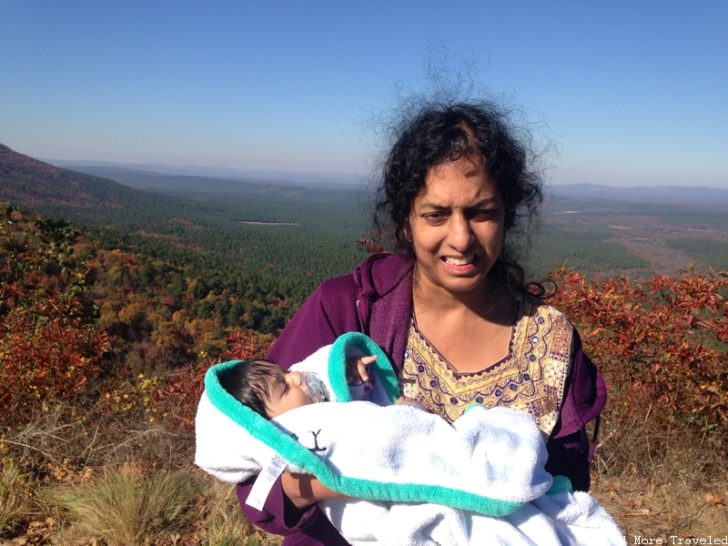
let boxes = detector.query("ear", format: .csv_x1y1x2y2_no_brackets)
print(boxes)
402,220,412,242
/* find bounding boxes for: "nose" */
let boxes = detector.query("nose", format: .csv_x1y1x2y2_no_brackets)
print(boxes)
287,372,302,386
447,214,474,252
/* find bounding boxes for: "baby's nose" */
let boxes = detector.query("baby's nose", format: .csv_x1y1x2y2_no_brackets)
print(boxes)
288,372,302,385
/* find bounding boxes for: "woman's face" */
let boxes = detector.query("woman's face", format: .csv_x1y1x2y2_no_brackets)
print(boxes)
408,157,504,298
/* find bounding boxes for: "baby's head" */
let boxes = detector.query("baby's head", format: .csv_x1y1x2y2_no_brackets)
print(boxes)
219,360,313,418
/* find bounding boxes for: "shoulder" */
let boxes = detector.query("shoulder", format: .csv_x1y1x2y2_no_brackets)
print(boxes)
317,270,358,301
318,253,414,301
521,297,576,339
518,298,581,382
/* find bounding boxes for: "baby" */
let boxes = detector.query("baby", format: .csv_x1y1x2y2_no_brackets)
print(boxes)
218,353,385,418
196,333,624,545
218,353,421,419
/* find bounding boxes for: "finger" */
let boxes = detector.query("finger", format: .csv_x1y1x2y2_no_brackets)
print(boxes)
360,355,377,379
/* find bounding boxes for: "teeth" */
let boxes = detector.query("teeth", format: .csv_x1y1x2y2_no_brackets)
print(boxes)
445,256,473,266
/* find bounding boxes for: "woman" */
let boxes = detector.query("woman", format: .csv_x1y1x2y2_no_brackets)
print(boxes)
235,101,607,545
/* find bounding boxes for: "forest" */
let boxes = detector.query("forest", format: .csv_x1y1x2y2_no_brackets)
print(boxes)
1,147,727,543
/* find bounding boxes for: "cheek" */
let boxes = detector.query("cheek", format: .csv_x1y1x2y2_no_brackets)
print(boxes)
410,221,439,251
474,224,504,253
297,388,312,405
492,223,505,244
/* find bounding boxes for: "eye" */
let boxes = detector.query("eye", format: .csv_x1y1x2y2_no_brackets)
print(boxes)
275,376,289,396
470,208,498,220
423,211,447,223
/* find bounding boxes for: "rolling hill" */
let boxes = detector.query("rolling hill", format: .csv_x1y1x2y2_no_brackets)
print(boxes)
0,143,222,229
0,143,144,211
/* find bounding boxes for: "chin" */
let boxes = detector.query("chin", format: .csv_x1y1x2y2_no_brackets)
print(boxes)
441,276,488,295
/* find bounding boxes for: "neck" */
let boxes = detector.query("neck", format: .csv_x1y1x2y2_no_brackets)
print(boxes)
411,266,510,319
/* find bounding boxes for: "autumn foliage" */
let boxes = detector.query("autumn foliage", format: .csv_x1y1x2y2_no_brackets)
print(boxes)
0,207,109,422
548,267,728,448
147,329,274,431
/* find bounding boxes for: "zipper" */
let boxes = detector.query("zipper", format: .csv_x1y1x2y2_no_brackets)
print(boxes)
355,298,365,333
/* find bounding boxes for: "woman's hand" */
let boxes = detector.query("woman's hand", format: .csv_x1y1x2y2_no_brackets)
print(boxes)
280,471,348,508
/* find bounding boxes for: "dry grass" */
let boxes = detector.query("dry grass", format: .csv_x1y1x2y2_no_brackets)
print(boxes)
2,402,194,479
594,404,728,487
590,404,728,539
0,460,36,537
2,403,281,544
48,461,201,545
593,472,728,538
199,479,282,546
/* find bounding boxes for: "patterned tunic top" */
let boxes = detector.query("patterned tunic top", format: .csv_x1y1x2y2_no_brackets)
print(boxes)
400,297,573,437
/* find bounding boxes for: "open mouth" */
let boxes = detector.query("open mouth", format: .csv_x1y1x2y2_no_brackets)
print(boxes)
443,255,475,266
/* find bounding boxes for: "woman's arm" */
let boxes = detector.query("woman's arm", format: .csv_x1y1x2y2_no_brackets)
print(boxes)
546,330,607,491
281,472,348,508
236,475,350,545
545,428,592,491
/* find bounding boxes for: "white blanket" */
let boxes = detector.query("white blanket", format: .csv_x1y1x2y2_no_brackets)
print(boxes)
195,332,624,545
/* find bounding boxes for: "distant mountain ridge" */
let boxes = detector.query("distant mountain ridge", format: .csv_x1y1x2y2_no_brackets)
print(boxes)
51,164,321,195
53,157,728,208
47,158,362,188
548,183,728,211
5,142,728,226
0,143,219,228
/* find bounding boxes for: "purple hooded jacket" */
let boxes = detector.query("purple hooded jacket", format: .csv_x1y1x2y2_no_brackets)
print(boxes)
235,253,607,546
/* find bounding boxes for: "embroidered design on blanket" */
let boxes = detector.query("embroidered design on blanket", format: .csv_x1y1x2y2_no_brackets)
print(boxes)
401,299,572,435
309,429,326,452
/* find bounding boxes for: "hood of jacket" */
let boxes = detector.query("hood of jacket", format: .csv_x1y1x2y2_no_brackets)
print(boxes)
351,253,414,331
347,253,415,367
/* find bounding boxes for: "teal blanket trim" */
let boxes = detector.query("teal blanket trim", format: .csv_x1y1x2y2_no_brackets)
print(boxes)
327,332,400,403
204,357,525,516
546,475,573,495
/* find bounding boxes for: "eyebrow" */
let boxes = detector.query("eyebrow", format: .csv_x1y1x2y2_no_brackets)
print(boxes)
418,198,500,210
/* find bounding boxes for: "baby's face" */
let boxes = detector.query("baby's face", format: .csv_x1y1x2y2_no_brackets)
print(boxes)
265,371,313,418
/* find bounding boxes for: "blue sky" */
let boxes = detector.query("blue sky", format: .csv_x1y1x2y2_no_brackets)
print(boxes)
2,1,727,187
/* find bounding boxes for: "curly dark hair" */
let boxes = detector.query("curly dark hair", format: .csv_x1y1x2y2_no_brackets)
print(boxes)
374,101,544,295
